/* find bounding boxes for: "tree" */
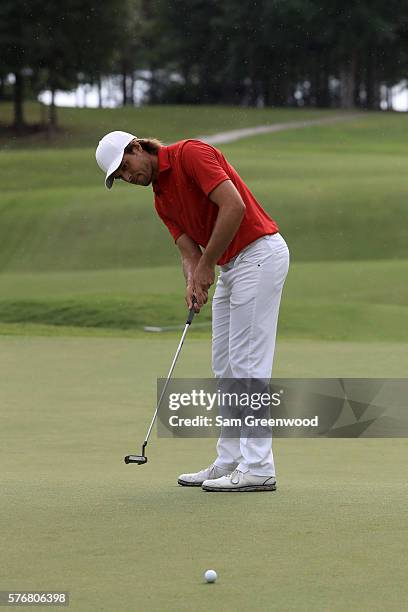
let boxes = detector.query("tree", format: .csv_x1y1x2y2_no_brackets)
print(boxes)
0,0,43,130
0,0,124,130
33,0,123,127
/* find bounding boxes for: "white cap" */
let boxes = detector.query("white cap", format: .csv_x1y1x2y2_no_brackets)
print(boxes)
95,131,137,189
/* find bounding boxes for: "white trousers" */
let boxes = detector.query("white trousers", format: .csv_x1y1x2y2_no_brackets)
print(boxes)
212,233,290,477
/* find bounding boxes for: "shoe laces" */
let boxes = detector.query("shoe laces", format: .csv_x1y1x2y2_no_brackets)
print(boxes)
209,463,231,477
207,463,218,476
229,469,243,484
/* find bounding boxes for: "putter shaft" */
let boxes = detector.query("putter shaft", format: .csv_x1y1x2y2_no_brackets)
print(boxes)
124,300,197,464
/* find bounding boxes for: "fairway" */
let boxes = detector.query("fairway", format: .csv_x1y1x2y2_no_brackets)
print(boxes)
1,336,407,611
1,112,408,274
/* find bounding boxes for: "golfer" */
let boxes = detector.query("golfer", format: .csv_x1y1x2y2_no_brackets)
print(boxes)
96,131,289,492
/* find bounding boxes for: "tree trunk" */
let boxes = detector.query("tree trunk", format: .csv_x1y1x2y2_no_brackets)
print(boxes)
340,51,357,109
262,70,270,106
268,71,289,107
353,80,361,108
179,64,191,104
353,54,362,107
129,72,135,106
49,87,57,129
221,71,244,106
149,65,159,104
198,61,213,104
247,52,260,107
13,71,25,131
365,48,380,109
39,101,46,125
386,87,392,111
97,75,103,108
122,68,128,106
315,56,331,107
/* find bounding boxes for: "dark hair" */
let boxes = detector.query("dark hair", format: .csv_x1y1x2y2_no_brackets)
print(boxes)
124,138,163,155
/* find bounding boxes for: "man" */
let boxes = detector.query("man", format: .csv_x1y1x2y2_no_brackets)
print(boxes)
96,130,289,492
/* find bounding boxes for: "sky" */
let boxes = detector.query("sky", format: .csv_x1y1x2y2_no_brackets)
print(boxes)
38,78,408,112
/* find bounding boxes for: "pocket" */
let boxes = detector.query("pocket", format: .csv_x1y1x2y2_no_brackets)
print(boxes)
237,249,268,266
238,237,290,272
237,236,276,266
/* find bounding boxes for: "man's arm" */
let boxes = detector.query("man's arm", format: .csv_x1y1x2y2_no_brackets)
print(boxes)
202,179,246,266
176,233,203,311
192,180,246,305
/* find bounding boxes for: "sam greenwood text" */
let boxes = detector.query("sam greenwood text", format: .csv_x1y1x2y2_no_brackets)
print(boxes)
168,415,319,427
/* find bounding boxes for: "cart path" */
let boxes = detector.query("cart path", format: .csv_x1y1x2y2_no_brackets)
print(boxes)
195,113,365,145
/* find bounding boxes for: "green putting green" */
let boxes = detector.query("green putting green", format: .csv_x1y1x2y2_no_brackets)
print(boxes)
1,336,407,611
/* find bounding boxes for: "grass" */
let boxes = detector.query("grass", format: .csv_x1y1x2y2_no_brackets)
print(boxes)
1,259,408,342
3,333,408,378
2,106,406,344
0,105,406,361
0,101,336,149
0,111,407,275
1,103,408,610
1,331,408,376
1,336,407,611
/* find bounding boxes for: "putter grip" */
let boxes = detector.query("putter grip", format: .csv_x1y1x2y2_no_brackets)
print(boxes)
186,296,197,325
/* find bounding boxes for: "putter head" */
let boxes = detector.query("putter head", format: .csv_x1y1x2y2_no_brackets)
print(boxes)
124,455,148,465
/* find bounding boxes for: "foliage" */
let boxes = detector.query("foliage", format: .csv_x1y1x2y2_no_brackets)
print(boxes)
0,0,407,128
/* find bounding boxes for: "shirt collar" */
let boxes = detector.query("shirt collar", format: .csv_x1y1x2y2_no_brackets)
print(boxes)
157,146,171,174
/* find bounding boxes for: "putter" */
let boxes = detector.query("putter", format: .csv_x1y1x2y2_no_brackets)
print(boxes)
124,297,197,465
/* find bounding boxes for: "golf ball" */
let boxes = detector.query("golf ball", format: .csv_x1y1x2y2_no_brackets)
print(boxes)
204,569,217,583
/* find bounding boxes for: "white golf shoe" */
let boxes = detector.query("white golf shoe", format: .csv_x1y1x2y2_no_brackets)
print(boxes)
178,463,233,487
202,469,277,492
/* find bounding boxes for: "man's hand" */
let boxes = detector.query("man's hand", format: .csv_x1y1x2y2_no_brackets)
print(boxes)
193,260,215,307
185,283,203,313
176,234,204,313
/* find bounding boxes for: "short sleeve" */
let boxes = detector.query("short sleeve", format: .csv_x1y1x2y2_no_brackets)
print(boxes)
181,140,230,197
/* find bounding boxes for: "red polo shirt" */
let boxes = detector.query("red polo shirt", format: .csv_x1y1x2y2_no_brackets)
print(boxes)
152,139,279,265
